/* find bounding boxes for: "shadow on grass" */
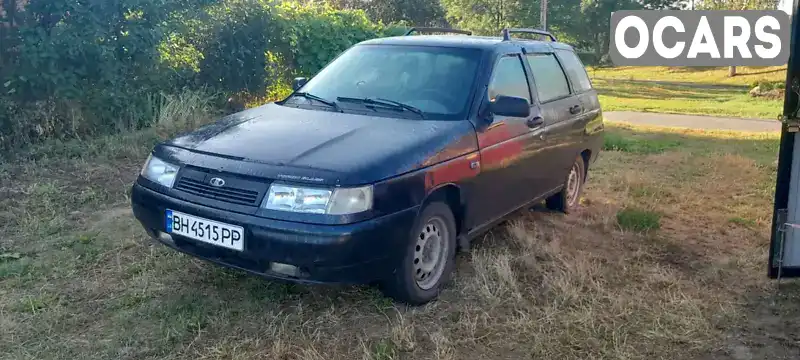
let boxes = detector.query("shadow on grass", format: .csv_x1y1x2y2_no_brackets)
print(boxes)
596,78,749,90
659,65,785,77
739,67,788,77
593,80,748,102
662,66,719,73
604,123,780,165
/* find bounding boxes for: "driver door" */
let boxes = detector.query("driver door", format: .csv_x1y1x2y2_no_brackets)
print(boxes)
468,53,548,227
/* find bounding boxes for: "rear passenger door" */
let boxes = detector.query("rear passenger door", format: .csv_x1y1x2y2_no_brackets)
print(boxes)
524,52,576,188
556,48,601,137
551,50,600,175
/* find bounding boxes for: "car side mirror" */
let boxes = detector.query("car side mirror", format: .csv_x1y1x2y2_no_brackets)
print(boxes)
292,77,308,91
489,95,531,118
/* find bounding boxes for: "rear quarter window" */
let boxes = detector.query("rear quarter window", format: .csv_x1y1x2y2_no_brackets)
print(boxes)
555,50,593,93
525,54,570,103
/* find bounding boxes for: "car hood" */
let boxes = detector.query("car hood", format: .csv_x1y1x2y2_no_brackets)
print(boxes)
164,103,478,185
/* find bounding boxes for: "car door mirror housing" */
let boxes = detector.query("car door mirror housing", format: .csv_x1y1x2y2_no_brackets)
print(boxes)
292,77,308,91
489,95,531,118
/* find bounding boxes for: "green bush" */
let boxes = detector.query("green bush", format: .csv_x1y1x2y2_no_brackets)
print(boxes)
0,0,393,151
381,23,412,37
187,0,381,95
192,0,290,96
2,0,205,148
616,208,661,232
576,52,600,66
603,133,682,154
278,1,381,77
750,79,785,91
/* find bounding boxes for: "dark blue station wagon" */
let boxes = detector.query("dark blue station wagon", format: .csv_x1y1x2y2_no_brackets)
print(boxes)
131,28,604,304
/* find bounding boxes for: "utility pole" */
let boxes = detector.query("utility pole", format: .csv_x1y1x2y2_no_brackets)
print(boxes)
540,0,547,30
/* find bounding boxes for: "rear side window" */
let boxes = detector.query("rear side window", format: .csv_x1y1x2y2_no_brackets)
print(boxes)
556,50,593,93
525,54,570,103
488,55,531,102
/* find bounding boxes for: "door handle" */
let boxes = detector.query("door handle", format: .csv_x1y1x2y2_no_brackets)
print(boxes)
527,116,544,129
569,105,583,115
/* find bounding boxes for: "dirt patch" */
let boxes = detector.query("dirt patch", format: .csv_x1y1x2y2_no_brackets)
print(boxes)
712,284,800,360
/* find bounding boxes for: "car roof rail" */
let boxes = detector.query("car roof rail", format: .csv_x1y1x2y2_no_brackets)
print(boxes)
501,28,557,42
404,27,473,36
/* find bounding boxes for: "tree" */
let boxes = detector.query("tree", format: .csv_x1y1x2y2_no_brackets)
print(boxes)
440,0,527,35
0,0,27,76
327,0,447,26
439,0,674,60
577,0,679,61
439,0,584,38
696,0,778,10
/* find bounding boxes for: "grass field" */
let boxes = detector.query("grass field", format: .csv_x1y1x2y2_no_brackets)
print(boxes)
1,119,798,359
589,66,787,119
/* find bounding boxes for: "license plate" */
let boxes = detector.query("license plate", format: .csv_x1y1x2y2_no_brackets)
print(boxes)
166,210,244,251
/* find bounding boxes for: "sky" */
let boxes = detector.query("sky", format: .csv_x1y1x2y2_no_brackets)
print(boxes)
781,0,796,14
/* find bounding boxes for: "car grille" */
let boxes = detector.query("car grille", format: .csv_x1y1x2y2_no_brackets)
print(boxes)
175,177,260,206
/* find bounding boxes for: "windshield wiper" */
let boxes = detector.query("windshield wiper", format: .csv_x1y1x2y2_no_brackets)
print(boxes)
292,92,343,113
337,97,425,119
373,98,426,119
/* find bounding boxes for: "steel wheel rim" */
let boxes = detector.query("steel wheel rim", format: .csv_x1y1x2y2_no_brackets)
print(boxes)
413,216,449,290
566,163,581,207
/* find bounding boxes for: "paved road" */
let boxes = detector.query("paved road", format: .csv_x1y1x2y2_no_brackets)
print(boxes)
605,111,781,132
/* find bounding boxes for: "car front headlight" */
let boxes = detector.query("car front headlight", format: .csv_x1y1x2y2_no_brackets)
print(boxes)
140,154,179,188
262,183,373,215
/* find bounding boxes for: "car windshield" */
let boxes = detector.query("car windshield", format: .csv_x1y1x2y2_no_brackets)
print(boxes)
293,44,482,120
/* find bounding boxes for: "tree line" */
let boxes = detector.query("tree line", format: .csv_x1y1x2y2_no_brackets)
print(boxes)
0,0,783,150
0,0,402,149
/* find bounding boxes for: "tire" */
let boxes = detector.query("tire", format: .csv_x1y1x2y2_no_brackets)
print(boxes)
381,202,457,305
546,155,586,214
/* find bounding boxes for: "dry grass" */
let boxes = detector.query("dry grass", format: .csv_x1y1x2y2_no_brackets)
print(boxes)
153,89,219,132
0,122,796,359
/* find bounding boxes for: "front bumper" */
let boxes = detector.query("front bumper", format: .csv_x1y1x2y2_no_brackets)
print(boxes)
131,182,418,284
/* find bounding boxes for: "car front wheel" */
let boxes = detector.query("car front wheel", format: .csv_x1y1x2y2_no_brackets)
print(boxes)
382,202,456,305
546,155,586,213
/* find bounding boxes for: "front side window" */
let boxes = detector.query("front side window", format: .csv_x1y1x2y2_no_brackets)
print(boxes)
556,50,593,93
487,55,532,102
525,54,570,103
294,45,481,120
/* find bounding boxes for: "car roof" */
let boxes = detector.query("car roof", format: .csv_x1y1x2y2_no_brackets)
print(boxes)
358,35,575,53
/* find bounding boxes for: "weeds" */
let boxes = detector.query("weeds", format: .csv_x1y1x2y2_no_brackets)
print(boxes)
604,132,682,154
0,89,219,160
152,89,219,132
728,216,758,227
368,339,397,360
616,208,662,232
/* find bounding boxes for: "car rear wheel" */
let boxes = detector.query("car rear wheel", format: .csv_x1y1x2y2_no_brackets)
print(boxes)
546,155,586,213
381,202,456,305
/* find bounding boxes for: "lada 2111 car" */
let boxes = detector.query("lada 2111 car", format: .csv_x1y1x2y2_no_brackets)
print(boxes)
131,27,604,304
